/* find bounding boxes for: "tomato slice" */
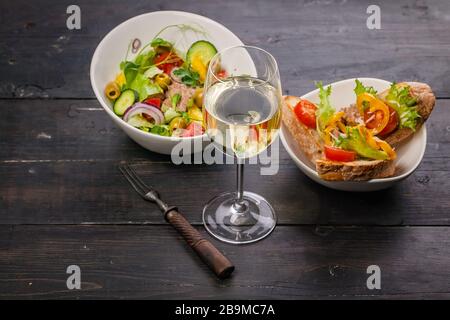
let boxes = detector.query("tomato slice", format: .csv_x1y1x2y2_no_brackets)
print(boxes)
293,99,317,129
154,52,183,74
143,97,161,109
378,107,399,137
324,145,356,162
154,51,170,65
364,109,383,130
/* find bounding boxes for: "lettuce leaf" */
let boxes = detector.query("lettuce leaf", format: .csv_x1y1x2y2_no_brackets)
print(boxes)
384,83,420,131
150,125,170,136
164,108,180,123
129,73,162,101
134,49,156,72
143,65,163,79
335,127,389,160
151,38,172,49
354,79,377,96
316,82,335,133
120,50,156,86
127,114,153,128
121,61,139,86
171,93,181,108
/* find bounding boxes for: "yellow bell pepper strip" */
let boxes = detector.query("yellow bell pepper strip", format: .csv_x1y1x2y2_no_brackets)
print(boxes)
374,137,397,160
190,55,207,83
327,111,345,128
337,121,346,133
322,111,345,145
356,93,390,135
115,72,126,88
356,92,372,115
357,125,379,150
357,125,396,160
323,126,334,145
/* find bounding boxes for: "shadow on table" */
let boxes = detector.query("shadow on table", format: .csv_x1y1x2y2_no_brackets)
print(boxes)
130,159,410,226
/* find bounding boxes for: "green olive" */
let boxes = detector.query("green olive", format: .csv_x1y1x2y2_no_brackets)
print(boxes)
193,88,204,107
155,73,172,91
169,117,187,132
104,81,121,100
187,106,203,122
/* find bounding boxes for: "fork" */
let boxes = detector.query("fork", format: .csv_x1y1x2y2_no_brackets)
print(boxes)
119,164,234,279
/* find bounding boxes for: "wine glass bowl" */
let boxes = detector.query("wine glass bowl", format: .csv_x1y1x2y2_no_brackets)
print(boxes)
202,46,282,244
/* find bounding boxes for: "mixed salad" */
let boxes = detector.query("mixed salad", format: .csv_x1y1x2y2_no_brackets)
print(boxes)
104,25,225,137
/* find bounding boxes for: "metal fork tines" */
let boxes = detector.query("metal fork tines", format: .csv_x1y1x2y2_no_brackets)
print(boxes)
119,164,169,212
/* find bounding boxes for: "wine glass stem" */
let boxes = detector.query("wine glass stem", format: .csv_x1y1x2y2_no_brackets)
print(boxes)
237,161,244,202
233,160,247,213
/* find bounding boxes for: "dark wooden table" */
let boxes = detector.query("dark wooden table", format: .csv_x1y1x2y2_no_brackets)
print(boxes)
1,0,450,299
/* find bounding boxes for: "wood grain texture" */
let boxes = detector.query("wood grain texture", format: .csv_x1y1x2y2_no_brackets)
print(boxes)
1,159,450,226
0,225,449,299
1,0,450,98
0,100,165,161
0,99,448,225
1,0,450,300
1,99,448,162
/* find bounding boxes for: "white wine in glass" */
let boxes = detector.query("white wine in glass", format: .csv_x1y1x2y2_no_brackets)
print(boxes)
202,46,282,244
204,76,281,159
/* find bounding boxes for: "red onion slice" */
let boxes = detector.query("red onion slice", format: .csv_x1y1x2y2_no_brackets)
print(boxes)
123,103,164,125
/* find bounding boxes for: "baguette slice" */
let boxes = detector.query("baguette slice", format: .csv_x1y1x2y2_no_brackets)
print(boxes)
379,82,435,145
316,159,395,181
282,95,395,181
282,95,324,162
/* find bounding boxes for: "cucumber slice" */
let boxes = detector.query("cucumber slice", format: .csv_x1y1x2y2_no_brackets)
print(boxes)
113,89,135,116
127,114,152,128
186,40,218,67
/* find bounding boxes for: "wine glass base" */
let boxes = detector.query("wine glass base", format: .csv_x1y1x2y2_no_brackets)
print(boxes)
202,191,277,244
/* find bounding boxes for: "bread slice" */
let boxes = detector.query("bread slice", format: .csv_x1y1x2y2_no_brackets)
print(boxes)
282,95,323,162
316,159,395,181
379,82,435,146
282,96,394,181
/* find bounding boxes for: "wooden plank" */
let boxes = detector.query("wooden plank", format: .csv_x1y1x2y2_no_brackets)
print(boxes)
1,0,450,98
1,98,449,161
0,99,167,162
0,224,449,299
0,100,449,225
1,159,449,226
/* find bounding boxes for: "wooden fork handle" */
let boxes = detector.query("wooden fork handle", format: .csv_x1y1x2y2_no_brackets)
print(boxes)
164,208,235,279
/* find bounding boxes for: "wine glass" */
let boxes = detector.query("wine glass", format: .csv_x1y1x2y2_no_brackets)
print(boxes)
202,45,282,244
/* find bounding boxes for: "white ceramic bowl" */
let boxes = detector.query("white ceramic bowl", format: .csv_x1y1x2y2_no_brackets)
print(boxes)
90,11,244,155
280,78,427,192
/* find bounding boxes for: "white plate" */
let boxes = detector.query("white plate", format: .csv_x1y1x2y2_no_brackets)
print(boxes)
90,11,244,155
280,78,427,192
